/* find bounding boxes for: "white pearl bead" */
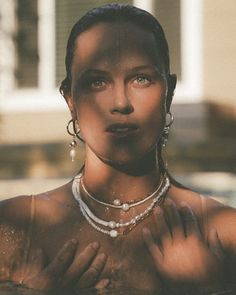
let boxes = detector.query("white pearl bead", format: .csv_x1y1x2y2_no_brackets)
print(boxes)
113,199,121,206
109,221,116,229
110,230,118,238
122,203,129,211
70,149,76,162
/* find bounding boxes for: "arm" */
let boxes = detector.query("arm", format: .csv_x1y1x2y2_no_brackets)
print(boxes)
143,199,227,294
0,196,109,292
0,240,109,294
204,197,236,288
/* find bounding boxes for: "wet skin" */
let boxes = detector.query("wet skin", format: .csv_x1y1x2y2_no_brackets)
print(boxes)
67,22,167,167
61,22,226,292
1,21,236,294
63,22,170,290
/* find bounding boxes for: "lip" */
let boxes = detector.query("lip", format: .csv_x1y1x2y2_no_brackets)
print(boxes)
106,123,139,137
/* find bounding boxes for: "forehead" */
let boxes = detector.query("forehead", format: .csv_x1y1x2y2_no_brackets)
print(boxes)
72,22,164,73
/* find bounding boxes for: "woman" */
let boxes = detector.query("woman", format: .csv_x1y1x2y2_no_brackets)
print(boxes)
0,4,236,294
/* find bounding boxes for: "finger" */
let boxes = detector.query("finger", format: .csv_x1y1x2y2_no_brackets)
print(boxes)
30,248,45,270
43,238,78,279
95,278,110,290
143,227,162,263
163,199,185,240
22,250,50,290
179,202,201,239
22,248,45,282
22,249,51,290
9,247,24,273
76,253,107,289
8,248,24,282
208,228,224,260
153,206,172,246
62,241,100,286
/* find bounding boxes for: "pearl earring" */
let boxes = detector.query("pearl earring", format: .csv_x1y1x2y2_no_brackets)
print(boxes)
161,112,174,147
66,119,81,162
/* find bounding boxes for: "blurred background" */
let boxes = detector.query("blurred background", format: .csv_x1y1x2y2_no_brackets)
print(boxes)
0,0,236,205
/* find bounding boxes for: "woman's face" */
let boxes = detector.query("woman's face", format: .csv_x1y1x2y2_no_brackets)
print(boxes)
67,22,168,165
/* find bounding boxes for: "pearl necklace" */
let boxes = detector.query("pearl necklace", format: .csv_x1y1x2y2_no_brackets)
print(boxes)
80,174,165,212
72,174,170,238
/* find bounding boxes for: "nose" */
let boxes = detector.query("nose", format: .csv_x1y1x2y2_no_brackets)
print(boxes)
110,82,134,115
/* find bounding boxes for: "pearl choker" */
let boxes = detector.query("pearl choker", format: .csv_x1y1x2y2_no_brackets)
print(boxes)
72,173,170,238
80,174,166,211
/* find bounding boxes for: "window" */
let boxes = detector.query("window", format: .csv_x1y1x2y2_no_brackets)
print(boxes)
55,0,133,86
154,0,182,79
0,0,203,113
16,0,38,87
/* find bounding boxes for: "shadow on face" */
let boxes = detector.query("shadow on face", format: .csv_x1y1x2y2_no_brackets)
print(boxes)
71,21,166,82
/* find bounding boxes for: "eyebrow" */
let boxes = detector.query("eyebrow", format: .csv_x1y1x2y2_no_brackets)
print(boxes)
128,65,161,73
79,69,109,78
78,65,162,79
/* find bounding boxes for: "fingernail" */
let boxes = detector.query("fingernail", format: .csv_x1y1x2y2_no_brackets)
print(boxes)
180,201,188,207
98,253,107,261
71,238,77,245
91,241,100,250
180,202,192,212
98,278,110,288
68,239,77,248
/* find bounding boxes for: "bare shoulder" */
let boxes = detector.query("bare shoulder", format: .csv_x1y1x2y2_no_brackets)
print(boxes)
0,195,32,224
169,184,236,249
0,181,74,257
204,196,236,249
31,180,75,222
0,195,33,263
0,180,73,228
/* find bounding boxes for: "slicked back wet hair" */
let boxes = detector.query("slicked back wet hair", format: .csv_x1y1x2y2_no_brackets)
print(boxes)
59,3,170,96
60,4,186,189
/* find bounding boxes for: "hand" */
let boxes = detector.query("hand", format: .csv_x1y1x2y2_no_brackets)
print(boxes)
143,200,225,293
5,239,109,291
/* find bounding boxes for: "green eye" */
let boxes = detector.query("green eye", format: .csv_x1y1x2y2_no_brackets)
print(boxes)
91,79,106,89
134,76,151,86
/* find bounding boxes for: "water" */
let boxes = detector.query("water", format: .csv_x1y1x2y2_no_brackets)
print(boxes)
0,282,235,295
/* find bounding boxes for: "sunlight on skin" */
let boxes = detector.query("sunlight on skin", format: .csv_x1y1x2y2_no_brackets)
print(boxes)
1,5,236,294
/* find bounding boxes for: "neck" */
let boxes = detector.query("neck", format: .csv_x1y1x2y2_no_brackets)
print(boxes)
81,146,162,204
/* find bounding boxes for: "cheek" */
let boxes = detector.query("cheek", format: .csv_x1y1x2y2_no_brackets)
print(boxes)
134,87,166,125
140,93,166,145
74,98,106,137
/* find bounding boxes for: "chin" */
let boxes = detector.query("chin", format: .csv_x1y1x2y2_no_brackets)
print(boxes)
86,138,159,168
99,153,138,167
98,145,157,169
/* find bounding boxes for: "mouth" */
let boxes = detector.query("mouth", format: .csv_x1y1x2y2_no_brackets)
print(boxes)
106,123,139,137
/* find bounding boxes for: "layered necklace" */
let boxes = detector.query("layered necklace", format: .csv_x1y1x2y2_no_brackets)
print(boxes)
72,173,170,238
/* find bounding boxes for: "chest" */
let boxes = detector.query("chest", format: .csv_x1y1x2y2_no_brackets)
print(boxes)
33,217,162,291
100,240,161,290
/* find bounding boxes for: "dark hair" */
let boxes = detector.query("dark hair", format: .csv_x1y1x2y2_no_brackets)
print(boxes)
60,4,185,189
59,3,170,96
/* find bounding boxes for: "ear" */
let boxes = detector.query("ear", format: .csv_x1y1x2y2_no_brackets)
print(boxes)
166,74,177,112
64,93,77,121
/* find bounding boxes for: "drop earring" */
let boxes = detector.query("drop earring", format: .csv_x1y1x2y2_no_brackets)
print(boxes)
66,119,81,162
161,112,174,148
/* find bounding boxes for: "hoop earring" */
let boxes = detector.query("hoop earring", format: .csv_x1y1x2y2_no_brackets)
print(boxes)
67,119,81,162
161,112,174,148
